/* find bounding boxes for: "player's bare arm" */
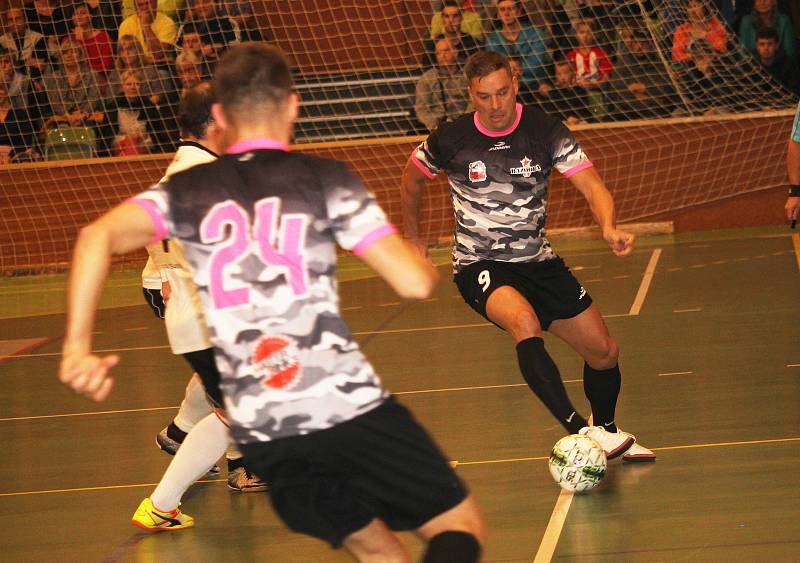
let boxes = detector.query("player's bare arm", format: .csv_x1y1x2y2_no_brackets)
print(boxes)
358,233,439,300
400,158,431,257
60,202,157,401
785,138,800,221
568,166,634,257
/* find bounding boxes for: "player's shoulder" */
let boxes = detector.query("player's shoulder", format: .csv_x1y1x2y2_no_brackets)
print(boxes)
427,111,477,154
520,104,561,130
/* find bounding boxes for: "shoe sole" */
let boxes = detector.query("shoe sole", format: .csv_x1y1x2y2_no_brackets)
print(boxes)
155,435,178,456
227,483,269,493
132,519,194,532
622,452,656,462
604,435,635,460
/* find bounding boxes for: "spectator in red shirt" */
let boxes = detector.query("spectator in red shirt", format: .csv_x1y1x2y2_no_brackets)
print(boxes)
566,19,612,90
65,3,114,77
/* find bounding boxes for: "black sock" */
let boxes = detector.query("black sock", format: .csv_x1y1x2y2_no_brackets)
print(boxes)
227,457,244,472
583,362,621,433
516,337,587,434
166,421,187,443
422,531,481,563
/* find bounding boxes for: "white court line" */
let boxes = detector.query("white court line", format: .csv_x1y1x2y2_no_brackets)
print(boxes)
533,490,574,563
628,249,662,316
0,379,585,423
674,308,701,313
658,371,693,377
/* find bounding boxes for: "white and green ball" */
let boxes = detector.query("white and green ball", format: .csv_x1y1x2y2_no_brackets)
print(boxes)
548,434,607,492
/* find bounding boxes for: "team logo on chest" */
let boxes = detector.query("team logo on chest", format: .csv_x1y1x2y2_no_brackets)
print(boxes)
468,160,487,182
510,156,542,178
251,335,302,390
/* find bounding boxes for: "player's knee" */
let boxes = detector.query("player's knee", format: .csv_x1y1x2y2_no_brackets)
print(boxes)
508,309,542,341
422,531,482,563
588,337,619,369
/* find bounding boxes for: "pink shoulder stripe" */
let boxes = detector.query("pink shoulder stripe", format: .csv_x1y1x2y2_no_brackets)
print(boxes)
351,224,397,256
128,197,168,245
562,160,594,178
410,151,437,179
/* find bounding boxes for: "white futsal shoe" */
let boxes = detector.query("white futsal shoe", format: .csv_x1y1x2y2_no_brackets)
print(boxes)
579,425,635,460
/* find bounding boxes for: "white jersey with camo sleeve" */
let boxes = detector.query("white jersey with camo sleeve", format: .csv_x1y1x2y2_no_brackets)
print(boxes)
411,103,592,272
131,140,395,443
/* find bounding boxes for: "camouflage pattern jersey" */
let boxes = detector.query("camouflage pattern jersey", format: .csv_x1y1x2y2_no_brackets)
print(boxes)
132,139,394,444
411,103,593,272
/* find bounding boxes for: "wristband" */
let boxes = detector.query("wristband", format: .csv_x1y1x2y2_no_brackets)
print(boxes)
789,185,800,197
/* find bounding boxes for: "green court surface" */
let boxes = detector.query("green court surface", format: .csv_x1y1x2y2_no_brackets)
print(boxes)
1,226,799,561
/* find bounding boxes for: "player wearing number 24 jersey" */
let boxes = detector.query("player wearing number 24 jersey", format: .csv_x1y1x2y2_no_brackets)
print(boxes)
132,145,394,443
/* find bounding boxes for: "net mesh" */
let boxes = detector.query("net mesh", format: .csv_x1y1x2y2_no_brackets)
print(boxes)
0,0,796,274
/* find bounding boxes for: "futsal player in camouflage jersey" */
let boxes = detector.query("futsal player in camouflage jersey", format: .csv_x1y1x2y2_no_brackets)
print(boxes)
785,100,800,222
402,50,655,462
59,43,484,562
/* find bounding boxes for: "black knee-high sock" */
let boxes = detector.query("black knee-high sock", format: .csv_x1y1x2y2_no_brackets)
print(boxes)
422,531,481,563
516,337,587,434
583,363,621,433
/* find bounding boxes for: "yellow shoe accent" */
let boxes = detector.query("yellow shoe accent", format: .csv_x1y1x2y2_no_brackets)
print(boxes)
131,498,194,531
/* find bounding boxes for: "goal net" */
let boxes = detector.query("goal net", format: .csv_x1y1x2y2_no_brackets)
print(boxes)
0,0,796,275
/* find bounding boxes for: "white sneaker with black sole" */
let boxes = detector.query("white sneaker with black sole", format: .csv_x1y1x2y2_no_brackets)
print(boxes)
579,425,635,460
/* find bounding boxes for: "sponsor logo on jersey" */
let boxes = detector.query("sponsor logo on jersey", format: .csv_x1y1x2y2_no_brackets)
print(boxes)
468,160,487,182
252,335,302,390
489,141,510,151
579,286,586,300
509,156,542,178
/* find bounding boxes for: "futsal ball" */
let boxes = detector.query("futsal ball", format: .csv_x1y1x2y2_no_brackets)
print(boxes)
548,434,607,493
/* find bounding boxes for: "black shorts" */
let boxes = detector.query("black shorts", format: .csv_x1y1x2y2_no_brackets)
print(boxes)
142,288,165,319
238,397,468,548
454,257,592,330
181,348,224,409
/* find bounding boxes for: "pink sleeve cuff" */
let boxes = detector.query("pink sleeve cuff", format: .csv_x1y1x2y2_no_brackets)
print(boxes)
128,197,168,245
410,153,437,180
351,224,397,256
562,160,594,178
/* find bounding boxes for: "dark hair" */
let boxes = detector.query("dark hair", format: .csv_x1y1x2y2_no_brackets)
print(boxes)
178,81,215,138
441,0,461,12
755,26,779,42
212,42,293,121
464,50,510,82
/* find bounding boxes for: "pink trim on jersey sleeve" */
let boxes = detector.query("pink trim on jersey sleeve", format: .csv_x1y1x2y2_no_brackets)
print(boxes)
473,103,523,138
562,160,594,178
410,152,437,179
226,138,290,154
129,197,168,244
351,224,397,256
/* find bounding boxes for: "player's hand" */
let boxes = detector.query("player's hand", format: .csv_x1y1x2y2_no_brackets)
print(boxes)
161,280,171,304
785,197,800,222
603,228,635,257
59,349,119,402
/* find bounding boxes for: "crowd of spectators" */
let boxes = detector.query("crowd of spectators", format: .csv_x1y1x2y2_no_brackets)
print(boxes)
0,0,260,162
0,0,797,161
414,0,800,130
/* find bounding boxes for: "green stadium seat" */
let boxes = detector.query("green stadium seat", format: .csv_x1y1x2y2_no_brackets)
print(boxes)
44,127,97,161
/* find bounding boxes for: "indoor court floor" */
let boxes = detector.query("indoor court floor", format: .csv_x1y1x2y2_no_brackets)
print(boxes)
1,226,799,562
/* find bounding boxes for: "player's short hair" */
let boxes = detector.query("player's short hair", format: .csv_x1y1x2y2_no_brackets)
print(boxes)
441,0,461,12
755,26,778,42
464,50,511,82
213,42,293,123
178,81,216,139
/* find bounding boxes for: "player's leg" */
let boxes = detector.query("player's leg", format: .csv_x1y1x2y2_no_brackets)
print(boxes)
549,306,655,461
416,495,484,563
485,286,589,434
342,519,410,563
157,373,215,458
132,411,229,531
